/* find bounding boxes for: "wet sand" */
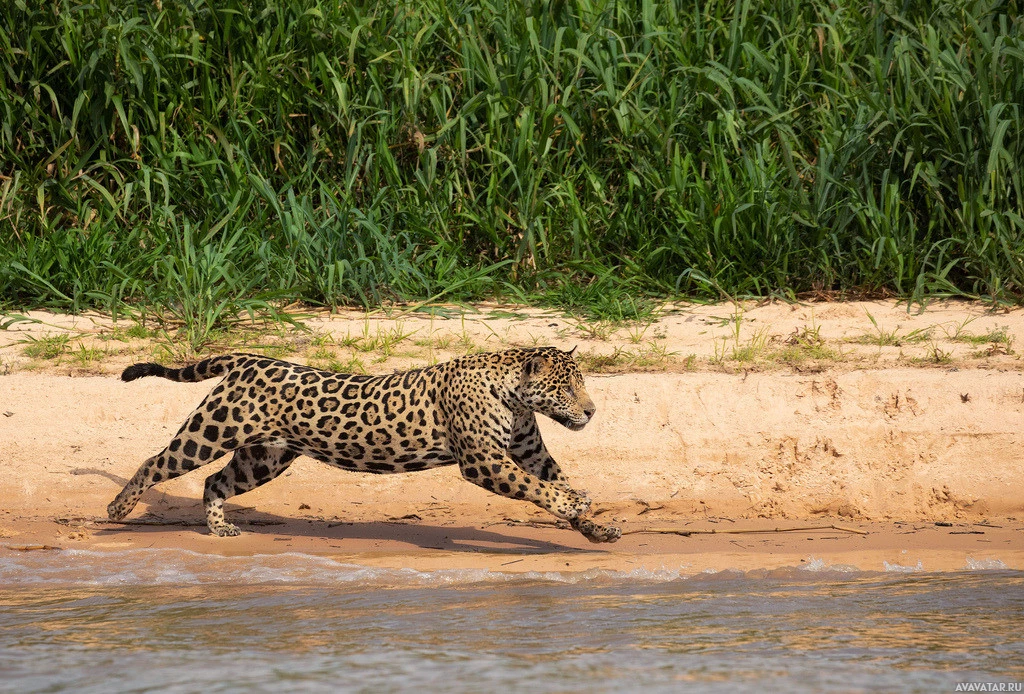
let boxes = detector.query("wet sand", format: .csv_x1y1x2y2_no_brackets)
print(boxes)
4,515,1022,575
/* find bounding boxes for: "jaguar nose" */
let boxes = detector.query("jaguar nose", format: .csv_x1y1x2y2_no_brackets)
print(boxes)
584,404,596,419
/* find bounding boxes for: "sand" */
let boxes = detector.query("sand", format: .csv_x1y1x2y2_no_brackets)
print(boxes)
1,299,1022,573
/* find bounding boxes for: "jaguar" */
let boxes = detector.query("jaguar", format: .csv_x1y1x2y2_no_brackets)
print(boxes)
107,347,621,543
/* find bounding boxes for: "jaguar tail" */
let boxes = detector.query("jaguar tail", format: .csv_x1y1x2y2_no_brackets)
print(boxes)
121,354,243,383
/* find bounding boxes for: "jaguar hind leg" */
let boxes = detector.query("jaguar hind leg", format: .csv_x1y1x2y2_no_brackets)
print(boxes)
107,422,234,522
203,446,298,536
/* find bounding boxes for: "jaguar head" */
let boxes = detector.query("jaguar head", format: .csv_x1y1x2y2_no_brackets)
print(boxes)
518,347,596,431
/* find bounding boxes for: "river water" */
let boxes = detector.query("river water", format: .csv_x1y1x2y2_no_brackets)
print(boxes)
1,549,1021,693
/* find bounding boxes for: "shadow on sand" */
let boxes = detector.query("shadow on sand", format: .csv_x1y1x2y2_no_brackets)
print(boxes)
71,467,598,556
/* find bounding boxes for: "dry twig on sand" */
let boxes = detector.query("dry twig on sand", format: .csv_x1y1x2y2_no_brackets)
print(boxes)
4,544,62,551
621,524,869,537
486,519,869,536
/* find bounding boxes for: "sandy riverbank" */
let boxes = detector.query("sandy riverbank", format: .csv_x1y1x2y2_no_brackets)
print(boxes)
1,300,1021,573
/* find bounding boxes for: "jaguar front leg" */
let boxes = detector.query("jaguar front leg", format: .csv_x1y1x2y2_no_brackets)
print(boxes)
457,450,620,543
507,413,574,491
568,516,622,543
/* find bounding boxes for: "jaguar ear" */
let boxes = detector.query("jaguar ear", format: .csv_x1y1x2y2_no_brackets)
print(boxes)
521,354,552,382
567,345,577,356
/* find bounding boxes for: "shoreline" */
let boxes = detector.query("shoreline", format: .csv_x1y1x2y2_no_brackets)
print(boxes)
4,515,1022,575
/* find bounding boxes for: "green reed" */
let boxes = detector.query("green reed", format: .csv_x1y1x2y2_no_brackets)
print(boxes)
1,0,1022,337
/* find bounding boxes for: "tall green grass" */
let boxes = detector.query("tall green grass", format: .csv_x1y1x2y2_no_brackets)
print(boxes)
2,0,1022,329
